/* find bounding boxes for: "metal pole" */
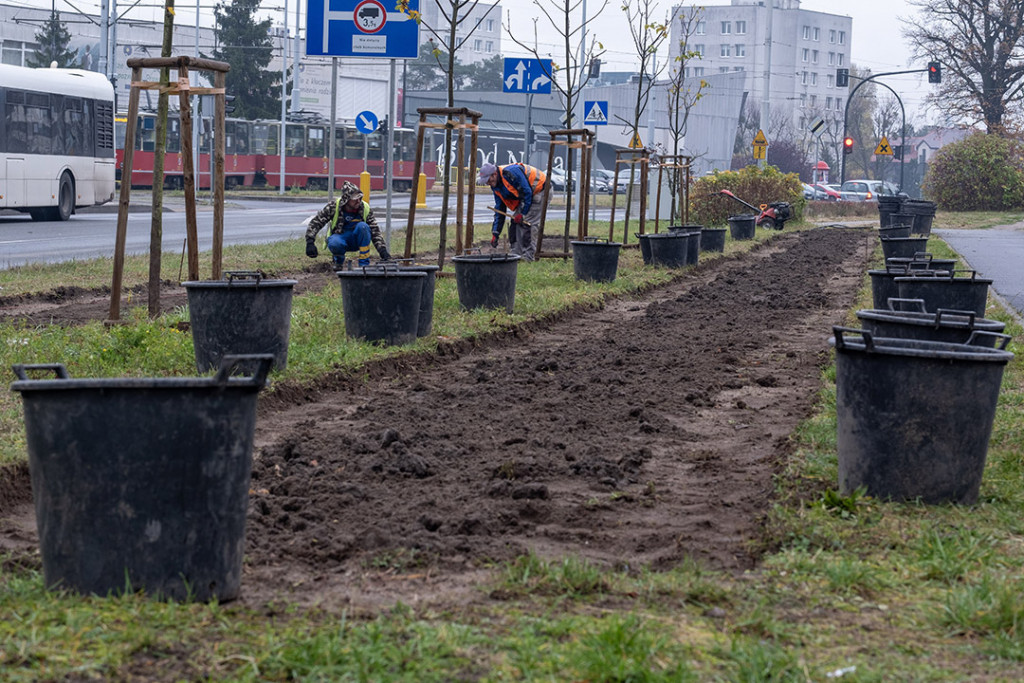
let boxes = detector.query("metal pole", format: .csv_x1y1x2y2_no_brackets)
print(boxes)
329,57,337,202
758,0,773,168
385,58,397,251
291,0,301,113
279,6,287,195
98,0,109,77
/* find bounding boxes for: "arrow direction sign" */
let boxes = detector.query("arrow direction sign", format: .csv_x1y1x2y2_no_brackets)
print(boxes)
502,58,553,94
583,100,608,126
355,110,378,134
306,0,419,59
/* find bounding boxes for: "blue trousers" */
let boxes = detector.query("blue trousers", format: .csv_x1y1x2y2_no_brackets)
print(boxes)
327,222,372,266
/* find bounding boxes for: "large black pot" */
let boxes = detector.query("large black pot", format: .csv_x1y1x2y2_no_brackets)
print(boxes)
571,238,622,283
452,253,520,313
337,267,426,345
398,263,439,337
700,227,727,253
831,327,1012,504
728,214,756,240
879,236,929,260
856,299,1007,347
895,270,992,317
10,355,272,600
647,232,690,268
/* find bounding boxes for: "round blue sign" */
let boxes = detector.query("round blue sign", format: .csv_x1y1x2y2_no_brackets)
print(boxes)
355,110,379,134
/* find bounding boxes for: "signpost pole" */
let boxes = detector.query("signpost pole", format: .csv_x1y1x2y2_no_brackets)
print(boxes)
385,57,397,251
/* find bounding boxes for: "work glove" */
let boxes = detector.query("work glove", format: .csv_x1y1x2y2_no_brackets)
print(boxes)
305,239,318,258
378,246,392,261
490,233,499,248
512,213,524,224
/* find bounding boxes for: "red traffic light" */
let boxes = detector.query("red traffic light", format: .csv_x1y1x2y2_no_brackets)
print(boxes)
843,136,854,154
928,60,942,83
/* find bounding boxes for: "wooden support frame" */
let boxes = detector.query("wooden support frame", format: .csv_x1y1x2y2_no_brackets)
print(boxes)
403,106,482,269
651,154,693,233
608,148,650,244
537,129,595,259
108,55,230,322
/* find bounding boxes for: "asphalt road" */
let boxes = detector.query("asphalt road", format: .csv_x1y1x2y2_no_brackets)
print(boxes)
935,223,1024,323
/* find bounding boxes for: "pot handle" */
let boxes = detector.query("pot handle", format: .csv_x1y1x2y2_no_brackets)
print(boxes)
832,326,874,351
11,363,71,381
886,298,926,313
225,270,264,284
935,308,977,327
965,330,1012,350
212,354,274,387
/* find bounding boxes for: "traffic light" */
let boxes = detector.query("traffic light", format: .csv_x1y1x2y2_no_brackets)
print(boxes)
224,93,235,114
843,136,854,155
588,58,601,79
378,116,388,137
836,68,849,87
928,61,941,83
892,145,903,161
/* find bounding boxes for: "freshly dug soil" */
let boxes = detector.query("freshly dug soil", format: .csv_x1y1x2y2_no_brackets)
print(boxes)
0,227,876,610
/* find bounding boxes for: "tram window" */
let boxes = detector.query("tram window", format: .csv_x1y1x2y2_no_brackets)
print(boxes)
344,127,364,160
165,117,181,153
265,123,280,155
140,115,156,152
286,125,305,156
307,126,325,157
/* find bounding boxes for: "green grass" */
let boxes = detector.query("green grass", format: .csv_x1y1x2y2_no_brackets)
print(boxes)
4,210,1024,679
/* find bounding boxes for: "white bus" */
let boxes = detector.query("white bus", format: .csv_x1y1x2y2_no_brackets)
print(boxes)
0,64,116,221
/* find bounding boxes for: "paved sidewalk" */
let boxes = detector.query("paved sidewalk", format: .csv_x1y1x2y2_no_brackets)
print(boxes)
936,221,1024,324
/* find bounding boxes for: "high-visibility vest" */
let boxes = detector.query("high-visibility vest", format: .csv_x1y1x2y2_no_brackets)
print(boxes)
330,198,370,231
498,163,546,212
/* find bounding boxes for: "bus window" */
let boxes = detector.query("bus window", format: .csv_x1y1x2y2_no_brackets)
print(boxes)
4,90,28,153
62,97,87,156
286,124,305,156
26,92,51,155
307,126,325,158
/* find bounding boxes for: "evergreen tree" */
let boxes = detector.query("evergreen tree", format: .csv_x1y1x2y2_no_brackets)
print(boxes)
27,11,78,68
210,0,280,120
459,54,503,91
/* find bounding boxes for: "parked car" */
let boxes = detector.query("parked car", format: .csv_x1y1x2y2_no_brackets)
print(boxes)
548,169,575,192
813,183,842,201
840,179,899,202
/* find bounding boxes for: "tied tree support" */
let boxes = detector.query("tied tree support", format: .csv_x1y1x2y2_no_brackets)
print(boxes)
537,129,596,259
109,55,231,322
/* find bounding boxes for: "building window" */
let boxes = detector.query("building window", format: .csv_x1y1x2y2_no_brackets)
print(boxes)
800,93,807,106
811,72,818,86
838,53,845,66
721,21,731,34
485,40,493,52
2,40,35,66
694,44,705,56
835,98,842,111
829,29,837,44
696,20,705,35
802,25,811,40
827,74,835,88
839,31,846,45
735,44,745,57
826,96,833,109
736,20,746,34
693,67,704,76
721,44,731,57
828,51,835,65
802,48,809,62
810,94,817,106
486,19,494,32
474,39,481,52
719,66,730,73
813,27,820,41
812,50,819,63
733,66,744,72
801,71,808,85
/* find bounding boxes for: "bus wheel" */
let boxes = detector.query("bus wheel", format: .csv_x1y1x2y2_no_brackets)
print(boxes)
48,173,74,221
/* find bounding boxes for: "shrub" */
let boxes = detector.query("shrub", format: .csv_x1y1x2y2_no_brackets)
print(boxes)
689,165,805,227
922,132,1024,211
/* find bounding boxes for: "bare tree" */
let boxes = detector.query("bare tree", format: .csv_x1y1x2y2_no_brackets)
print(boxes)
402,0,498,250
871,94,903,184
616,0,676,228
903,0,1024,134
505,0,609,228
665,5,707,222
842,65,878,179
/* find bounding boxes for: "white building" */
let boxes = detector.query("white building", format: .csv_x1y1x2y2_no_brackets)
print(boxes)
670,0,853,141
417,2,502,64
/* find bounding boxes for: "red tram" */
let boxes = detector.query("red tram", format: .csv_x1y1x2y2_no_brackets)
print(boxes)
115,112,436,192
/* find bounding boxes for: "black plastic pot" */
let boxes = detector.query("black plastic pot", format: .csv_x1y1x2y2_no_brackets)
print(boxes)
397,264,439,337
903,199,937,235
889,212,916,229
337,267,426,345
877,225,912,239
647,232,689,268
856,298,1008,347
868,265,914,311
184,271,296,373
728,214,756,240
885,255,956,273
831,327,1012,504
895,270,992,317
571,238,622,283
877,195,905,227
700,227,727,253
879,236,929,260
636,233,653,265
684,231,701,265
452,253,520,313
10,355,272,600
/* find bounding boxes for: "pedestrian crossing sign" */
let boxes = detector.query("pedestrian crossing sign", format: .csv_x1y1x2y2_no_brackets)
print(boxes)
583,100,608,126
628,131,644,148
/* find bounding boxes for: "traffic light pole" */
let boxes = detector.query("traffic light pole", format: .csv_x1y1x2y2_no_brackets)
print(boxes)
840,68,925,191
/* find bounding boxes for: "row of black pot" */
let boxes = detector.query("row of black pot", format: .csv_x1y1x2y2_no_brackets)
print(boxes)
831,240,1013,505
879,196,937,235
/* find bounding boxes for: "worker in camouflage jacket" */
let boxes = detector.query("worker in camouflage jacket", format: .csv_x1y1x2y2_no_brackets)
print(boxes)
305,181,391,267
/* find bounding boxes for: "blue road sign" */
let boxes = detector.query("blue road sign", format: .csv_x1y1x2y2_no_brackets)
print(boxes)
355,110,378,134
583,100,608,126
306,0,419,59
502,58,553,94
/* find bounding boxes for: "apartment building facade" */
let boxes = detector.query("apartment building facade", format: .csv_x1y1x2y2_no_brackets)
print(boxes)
417,2,503,65
670,0,853,141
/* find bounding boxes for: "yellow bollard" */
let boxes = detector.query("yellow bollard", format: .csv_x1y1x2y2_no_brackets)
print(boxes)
416,172,428,209
359,170,371,199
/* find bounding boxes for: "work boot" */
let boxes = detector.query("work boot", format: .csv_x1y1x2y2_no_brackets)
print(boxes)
333,255,346,269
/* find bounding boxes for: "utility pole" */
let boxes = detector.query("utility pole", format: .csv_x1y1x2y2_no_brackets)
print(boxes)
758,0,773,168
